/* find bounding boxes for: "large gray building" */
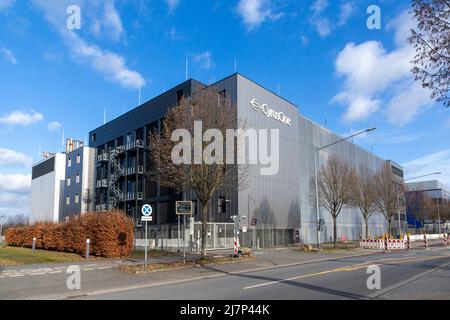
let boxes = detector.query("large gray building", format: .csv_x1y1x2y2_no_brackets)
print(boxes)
89,73,398,244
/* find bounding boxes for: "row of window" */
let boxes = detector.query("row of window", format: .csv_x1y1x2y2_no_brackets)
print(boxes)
67,174,80,186
67,154,81,167
66,193,79,205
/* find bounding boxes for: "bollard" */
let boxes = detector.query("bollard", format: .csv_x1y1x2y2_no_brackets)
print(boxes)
257,237,260,250
32,237,36,252
424,234,429,249
86,238,90,259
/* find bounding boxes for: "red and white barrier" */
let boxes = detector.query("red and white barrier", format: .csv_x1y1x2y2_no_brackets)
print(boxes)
360,239,405,251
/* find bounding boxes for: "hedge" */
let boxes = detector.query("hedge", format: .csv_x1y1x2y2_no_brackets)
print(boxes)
5,211,134,258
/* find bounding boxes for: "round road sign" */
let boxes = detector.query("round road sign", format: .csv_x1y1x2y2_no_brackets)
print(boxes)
141,204,153,216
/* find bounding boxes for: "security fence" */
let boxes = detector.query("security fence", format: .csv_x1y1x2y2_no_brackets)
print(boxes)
239,225,294,248
135,222,235,251
134,222,297,251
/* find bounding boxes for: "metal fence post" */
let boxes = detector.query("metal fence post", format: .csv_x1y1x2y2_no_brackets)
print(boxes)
86,238,90,259
262,223,265,248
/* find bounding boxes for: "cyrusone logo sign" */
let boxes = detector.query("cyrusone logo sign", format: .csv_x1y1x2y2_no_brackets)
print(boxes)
250,99,292,126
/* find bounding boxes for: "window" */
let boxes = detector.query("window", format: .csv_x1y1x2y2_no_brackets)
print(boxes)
75,193,79,204
91,134,96,143
76,174,80,184
67,177,71,186
68,158,71,167
219,89,226,100
176,90,184,103
76,154,81,164
66,196,70,205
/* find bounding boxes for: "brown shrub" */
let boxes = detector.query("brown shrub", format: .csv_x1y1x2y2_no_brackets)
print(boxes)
4,210,134,258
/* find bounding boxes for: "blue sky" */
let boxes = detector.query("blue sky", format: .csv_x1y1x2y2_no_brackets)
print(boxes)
0,0,449,217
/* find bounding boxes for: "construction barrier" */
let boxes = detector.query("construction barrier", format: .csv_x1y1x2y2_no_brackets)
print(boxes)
360,239,405,251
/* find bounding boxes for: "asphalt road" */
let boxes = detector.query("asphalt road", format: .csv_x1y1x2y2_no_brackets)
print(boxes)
79,247,450,300
1,246,449,300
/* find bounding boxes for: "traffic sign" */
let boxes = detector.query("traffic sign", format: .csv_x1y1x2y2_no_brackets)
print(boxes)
142,204,152,216
142,216,153,222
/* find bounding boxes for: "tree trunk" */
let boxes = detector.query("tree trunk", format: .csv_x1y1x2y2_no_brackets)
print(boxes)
201,202,208,259
365,216,369,239
388,219,392,237
333,216,337,248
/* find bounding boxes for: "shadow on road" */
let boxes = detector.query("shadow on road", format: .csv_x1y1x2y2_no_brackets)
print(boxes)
200,264,369,300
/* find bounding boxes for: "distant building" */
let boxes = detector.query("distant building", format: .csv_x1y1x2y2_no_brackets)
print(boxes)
406,180,450,229
30,153,66,224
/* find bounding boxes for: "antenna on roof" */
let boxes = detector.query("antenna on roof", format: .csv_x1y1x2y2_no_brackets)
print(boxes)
139,88,141,105
103,109,106,125
38,144,41,160
61,129,65,149
277,82,280,96
185,55,189,80
234,54,237,73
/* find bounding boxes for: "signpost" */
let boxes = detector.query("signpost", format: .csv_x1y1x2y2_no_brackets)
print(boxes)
176,201,193,264
141,204,153,265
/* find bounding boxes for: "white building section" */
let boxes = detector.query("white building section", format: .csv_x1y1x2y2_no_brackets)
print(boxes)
30,153,66,224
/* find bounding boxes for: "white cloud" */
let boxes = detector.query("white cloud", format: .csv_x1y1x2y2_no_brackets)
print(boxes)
309,0,331,38
90,1,124,41
0,174,31,193
166,0,180,12
65,31,145,89
0,0,14,11
0,148,32,167
386,81,431,126
338,1,355,26
47,121,61,132
1,47,18,64
237,0,282,30
403,150,450,185
311,18,331,37
311,0,328,14
193,51,214,70
0,110,44,126
332,10,433,125
32,0,145,90
0,192,30,218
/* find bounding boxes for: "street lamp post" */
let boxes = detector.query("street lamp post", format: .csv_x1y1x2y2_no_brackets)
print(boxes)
314,128,376,249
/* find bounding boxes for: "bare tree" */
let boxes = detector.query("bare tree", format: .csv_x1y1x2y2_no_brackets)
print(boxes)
316,155,355,248
408,0,450,108
373,163,405,235
2,214,29,232
148,87,248,258
351,165,378,239
406,190,434,233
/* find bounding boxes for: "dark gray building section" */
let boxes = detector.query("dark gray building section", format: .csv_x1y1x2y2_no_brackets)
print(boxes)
32,156,55,180
89,79,207,225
